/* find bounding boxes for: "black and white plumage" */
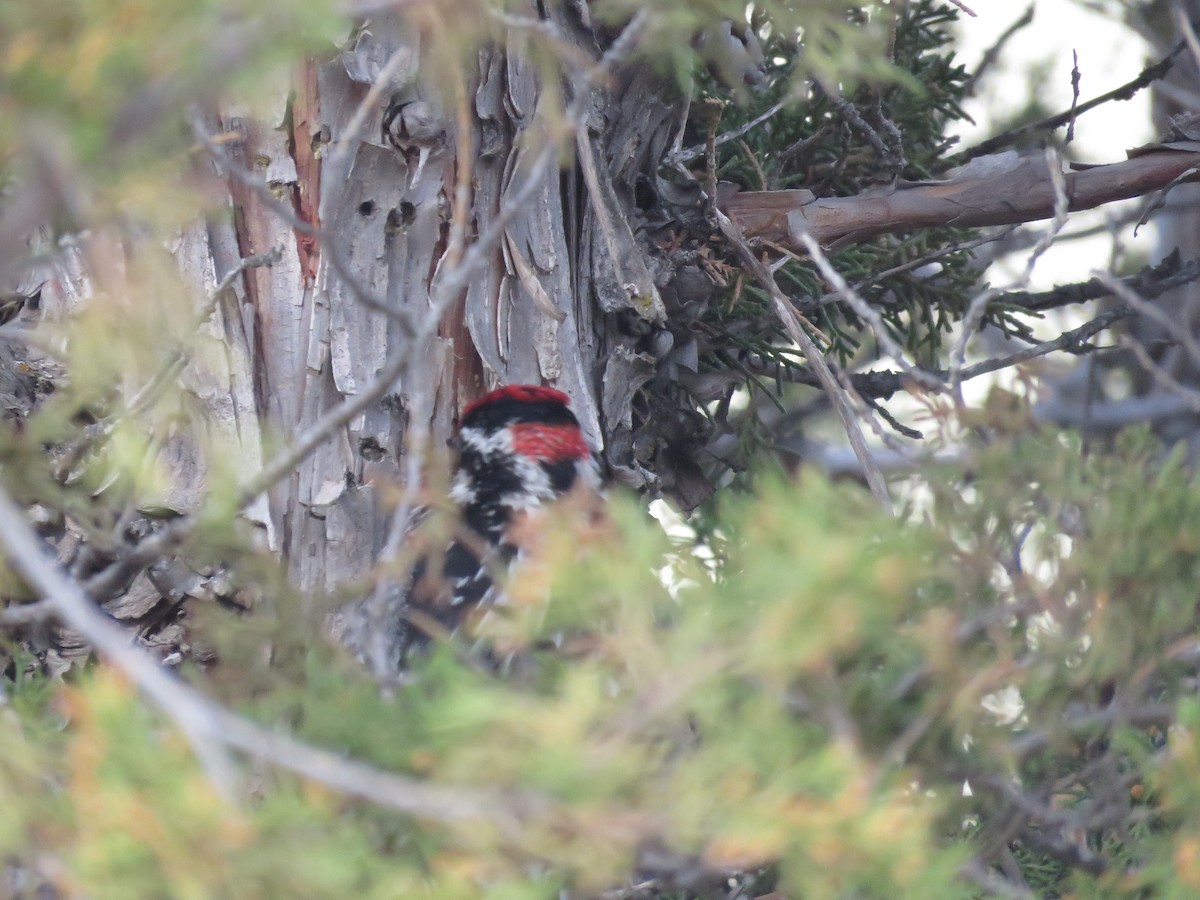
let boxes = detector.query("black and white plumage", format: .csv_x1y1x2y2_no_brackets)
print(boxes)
337,384,600,671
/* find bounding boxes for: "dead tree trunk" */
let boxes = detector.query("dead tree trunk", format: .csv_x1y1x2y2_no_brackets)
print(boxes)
177,12,700,597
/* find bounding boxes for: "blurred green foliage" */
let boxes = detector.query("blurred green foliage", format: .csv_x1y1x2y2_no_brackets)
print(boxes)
2,0,1197,897
0,0,340,168
4,425,1200,896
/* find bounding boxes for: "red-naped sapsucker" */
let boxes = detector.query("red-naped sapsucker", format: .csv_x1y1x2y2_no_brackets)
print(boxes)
336,384,601,671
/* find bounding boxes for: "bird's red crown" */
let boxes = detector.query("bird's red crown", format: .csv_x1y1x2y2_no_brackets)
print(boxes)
461,384,572,419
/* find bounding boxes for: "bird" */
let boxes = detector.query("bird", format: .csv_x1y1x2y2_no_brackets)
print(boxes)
336,384,602,674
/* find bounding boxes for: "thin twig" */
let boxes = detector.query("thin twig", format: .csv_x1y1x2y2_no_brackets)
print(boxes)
1009,702,1174,759
0,598,53,626
796,231,942,391
959,306,1131,379
446,56,474,270
791,228,1017,316
776,123,833,166
325,47,416,181
950,148,1069,399
949,25,1196,166
0,480,549,826
716,211,893,512
959,860,1035,900
1117,335,1200,412
737,138,768,191
1064,50,1081,147
829,94,906,176
764,301,1143,400
47,248,281,492
237,139,560,507
318,43,419,247
362,368,432,684
1176,5,1200,75
82,517,191,599
1095,267,1200,374
671,96,792,165
130,247,282,419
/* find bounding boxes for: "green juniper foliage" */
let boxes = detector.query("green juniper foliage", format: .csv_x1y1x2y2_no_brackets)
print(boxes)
3,0,1200,897
700,0,979,373
678,1,1008,490
7,429,1200,896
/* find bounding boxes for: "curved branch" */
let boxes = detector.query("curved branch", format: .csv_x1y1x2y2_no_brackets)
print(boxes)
0,480,546,827
722,148,1200,250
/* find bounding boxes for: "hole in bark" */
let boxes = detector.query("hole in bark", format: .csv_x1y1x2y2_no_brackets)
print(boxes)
358,437,387,461
634,174,658,211
358,200,376,217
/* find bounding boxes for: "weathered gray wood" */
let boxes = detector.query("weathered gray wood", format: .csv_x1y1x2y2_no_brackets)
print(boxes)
4,5,695,657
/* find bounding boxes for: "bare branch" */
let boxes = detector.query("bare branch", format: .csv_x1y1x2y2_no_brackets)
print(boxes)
722,146,1200,251
670,96,791,165
951,148,1070,397
984,250,1200,313
955,305,1130,378
0,598,52,626
949,27,1194,166
770,300,1145,401
0,481,550,827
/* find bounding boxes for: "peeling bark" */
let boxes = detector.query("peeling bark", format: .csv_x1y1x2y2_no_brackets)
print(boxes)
183,10,694,594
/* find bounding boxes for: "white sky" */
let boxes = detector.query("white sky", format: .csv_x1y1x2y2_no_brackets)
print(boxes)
953,1,1153,159
952,1,1155,289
